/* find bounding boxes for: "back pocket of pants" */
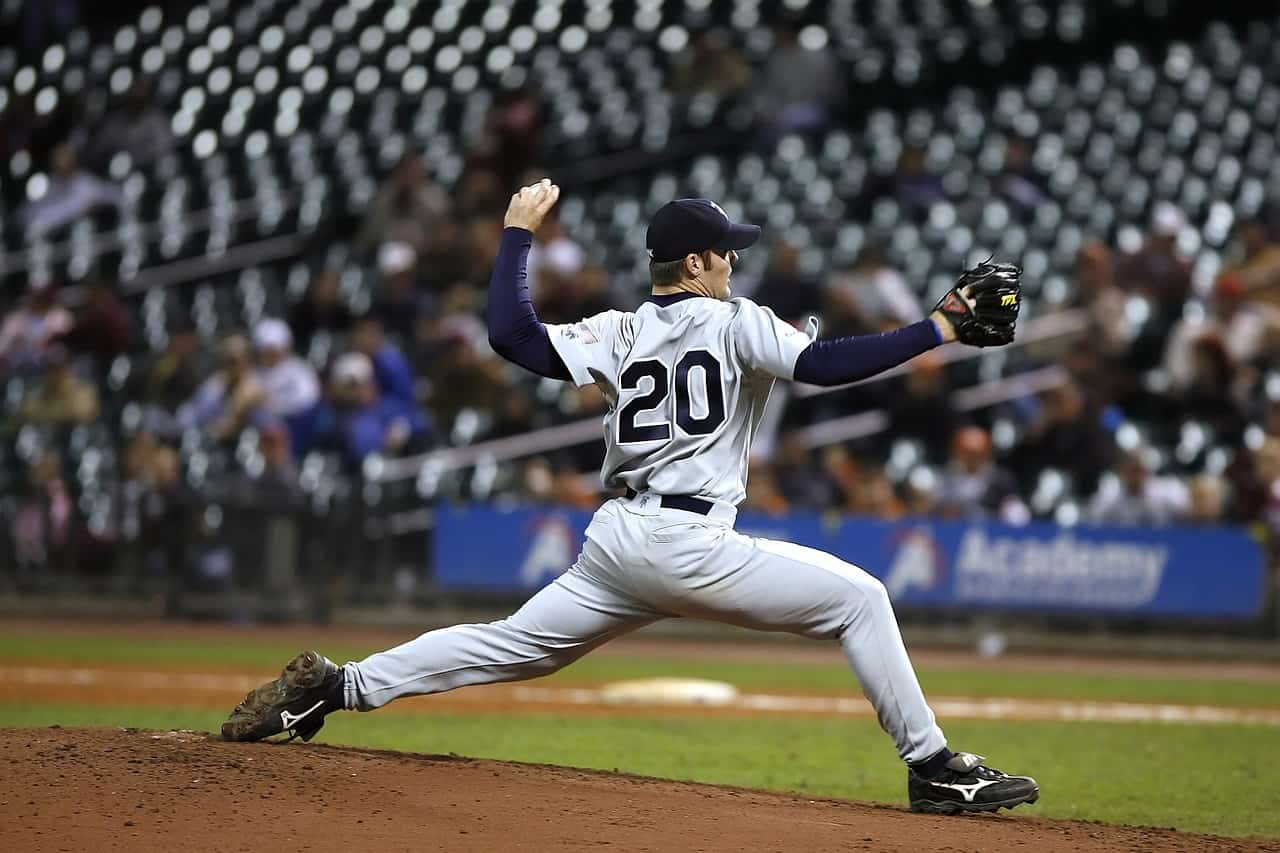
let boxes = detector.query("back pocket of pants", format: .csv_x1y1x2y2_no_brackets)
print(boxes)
650,522,716,544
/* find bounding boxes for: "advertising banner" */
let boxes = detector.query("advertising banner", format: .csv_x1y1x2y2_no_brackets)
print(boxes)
434,504,1266,619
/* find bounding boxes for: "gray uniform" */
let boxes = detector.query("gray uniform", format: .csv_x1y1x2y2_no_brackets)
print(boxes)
343,296,947,763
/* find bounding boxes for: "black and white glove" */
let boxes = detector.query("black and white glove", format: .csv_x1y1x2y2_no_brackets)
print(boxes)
932,260,1022,347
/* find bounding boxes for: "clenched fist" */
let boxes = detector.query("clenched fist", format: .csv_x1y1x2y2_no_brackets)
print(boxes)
503,177,561,232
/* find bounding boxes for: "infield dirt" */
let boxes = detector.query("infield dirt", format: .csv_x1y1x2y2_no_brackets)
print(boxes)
3,727,1277,853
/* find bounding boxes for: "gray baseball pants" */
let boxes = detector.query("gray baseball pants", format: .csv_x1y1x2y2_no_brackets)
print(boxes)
342,493,947,763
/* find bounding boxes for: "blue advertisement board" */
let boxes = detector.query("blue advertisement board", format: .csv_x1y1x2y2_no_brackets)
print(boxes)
434,504,1267,620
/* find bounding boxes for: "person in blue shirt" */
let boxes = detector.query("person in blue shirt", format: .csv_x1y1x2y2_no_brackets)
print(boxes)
349,316,416,406
329,352,430,466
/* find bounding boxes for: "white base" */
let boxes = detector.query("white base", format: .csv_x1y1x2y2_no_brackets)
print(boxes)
599,678,740,707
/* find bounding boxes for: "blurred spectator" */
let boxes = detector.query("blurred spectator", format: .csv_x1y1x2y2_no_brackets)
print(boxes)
241,423,304,507
755,24,841,141
822,445,865,513
1222,427,1271,527
463,218,508,283
1072,240,1132,358
519,456,596,506
527,215,586,303
822,447,905,518
417,220,476,293
489,385,539,439
903,466,941,517
573,263,617,317
10,451,76,581
20,143,123,238
253,319,321,455
751,240,823,324
670,29,751,97
356,149,450,253
1116,202,1192,332
825,244,921,336
0,280,74,376
552,466,600,511
773,432,833,509
889,145,946,219
128,441,198,583
1086,449,1189,526
886,352,958,463
935,427,1027,524
854,465,906,519
17,345,100,427
992,137,1049,216
521,457,556,504
373,241,427,343
537,262,616,325
1026,241,1133,406
140,323,204,410
177,335,266,442
1164,274,1280,387
1185,473,1228,526
329,353,431,466
1173,334,1248,440
475,86,545,189
1009,381,1114,497
1221,217,1280,303
350,316,417,406
425,332,509,430
453,169,506,220
289,268,355,354
59,278,130,369
743,465,790,516
84,77,175,170
413,282,487,365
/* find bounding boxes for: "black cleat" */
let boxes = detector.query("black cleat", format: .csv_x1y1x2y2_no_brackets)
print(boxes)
908,752,1039,814
222,651,343,743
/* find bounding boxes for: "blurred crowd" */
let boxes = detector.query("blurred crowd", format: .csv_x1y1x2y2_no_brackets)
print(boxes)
742,201,1280,541
4,15,1280,592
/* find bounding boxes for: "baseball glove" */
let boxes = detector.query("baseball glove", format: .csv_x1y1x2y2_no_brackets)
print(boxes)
932,259,1022,347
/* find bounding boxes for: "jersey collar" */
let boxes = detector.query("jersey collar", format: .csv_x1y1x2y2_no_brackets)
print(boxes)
645,292,703,307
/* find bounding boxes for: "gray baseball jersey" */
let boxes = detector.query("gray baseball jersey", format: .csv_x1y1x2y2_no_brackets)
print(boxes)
545,296,816,504
342,293,948,766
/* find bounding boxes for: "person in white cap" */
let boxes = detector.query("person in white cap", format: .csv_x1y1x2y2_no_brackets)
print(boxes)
253,318,320,421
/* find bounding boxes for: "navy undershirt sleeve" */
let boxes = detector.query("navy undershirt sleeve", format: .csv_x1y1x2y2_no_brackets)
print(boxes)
792,320,943,387
485,227,572,381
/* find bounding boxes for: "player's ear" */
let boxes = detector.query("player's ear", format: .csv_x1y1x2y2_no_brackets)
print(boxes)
685,253,701,277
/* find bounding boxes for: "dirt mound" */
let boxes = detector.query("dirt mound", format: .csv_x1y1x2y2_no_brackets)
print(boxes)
2,728,1273,853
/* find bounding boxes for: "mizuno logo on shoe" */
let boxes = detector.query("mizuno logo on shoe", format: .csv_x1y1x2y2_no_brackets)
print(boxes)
280,700,325,731
927,777,1005,802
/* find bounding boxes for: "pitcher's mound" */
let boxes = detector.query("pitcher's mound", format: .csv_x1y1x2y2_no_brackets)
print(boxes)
1,727,1272,852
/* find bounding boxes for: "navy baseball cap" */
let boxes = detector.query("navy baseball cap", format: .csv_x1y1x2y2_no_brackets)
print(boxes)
646,198,762,263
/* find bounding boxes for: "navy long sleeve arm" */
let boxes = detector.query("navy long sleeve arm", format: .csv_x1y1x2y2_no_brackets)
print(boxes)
792,319,943,386
485,227,572,380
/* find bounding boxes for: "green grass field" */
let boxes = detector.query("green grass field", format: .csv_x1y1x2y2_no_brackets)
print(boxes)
2,627,1278,839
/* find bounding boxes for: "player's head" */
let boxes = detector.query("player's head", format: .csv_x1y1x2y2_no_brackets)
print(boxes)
646,198,761,300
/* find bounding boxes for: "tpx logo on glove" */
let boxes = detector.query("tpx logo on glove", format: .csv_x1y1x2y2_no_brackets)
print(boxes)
1001,294,1018,307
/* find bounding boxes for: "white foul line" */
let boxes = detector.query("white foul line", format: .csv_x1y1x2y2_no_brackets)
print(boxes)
509,686,1280,726
2,665,1278,727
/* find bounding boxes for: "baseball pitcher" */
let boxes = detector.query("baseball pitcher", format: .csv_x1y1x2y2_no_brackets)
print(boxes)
223,179,1036,814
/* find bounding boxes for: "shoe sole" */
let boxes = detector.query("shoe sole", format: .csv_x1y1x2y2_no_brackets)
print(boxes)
910,789,1040,815
221,651,332,742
